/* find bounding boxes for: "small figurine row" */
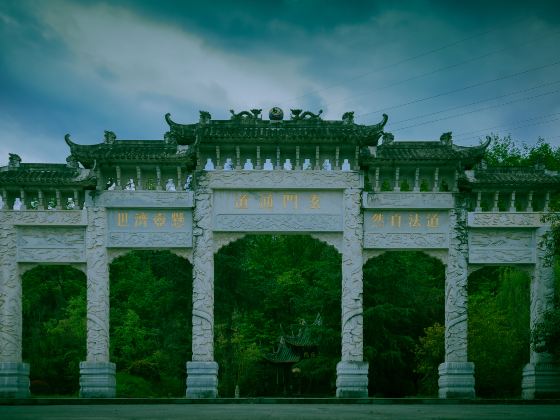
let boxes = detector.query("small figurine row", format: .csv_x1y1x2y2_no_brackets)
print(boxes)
0,196,77,210
204,158,352,171
105,175,193,191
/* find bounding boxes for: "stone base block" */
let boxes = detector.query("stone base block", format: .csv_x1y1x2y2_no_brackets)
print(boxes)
336,361,369,398
521,362,560,399
79,361,116,398
0,362,30,398
186,361,218,398
438,361,475,399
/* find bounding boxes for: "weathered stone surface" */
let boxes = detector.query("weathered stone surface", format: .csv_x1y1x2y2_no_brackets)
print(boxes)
79,361,115,398
439,204,475,399
186,361,219,398
87,190,194,208
336,361,369,398
207,170,361,190
85,207,110,362
340,188,364,362
363,192,454,209
468,229,535,264
0,362,29,398
16,226,86,263
214,214,342,232
438,362,475,399
521,228,560,399
364,232,448,249
468,212,543,227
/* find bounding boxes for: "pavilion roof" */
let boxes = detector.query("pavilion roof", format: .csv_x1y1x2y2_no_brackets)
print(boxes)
264,338,301,364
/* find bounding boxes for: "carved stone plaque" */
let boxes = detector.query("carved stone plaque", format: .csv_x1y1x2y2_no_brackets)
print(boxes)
468,228,535,264
363,210,449,249
213,190,343,232
16,226,86,262
107,209,193,247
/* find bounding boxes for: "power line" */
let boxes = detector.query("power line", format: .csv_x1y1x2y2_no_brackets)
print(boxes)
357,59,560,118
389,80,560,126
291,16,526,102
457,117,560,143
389,88,560,132
452,112,560,139
328,30,560,108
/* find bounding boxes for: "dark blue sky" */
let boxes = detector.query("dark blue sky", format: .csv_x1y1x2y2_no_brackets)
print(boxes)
1,0,559,164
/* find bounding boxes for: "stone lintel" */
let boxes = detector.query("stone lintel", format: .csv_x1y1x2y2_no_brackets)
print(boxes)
438,362,475,399
0,362,30,398
521,362,560,399
186,361,219,398
336,361,369,398
79,361,116,398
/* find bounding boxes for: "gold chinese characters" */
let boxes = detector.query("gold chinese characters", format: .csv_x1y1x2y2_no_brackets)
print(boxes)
115,211,186,229
371,212,440,229
233,192,321,210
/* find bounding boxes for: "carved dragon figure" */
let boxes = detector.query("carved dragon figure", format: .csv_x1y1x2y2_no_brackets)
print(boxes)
342,111,355,124
230,109,262,121
290,109,323,121
440,131,452,145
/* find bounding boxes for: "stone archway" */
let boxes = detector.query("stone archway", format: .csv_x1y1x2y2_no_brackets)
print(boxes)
213,234,342,397
108,250,193,397
363,251,446,397
467,265,531,397
22,265,86,396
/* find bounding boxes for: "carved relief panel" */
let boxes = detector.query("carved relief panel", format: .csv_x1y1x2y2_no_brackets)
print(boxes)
468,228,535,264
16,226,86,263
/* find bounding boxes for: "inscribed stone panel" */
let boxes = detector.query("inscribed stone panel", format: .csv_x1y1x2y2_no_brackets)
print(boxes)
213,190,343,232
363,210,449,249
107,209,193,247
16,226,86,262
468,228,535,264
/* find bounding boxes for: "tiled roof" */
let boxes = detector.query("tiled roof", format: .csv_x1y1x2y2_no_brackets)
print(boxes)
65,135,196,168
165,112,388,146
462,166,560,188
264,338,300,364
0,164,96,187
372,141,488,162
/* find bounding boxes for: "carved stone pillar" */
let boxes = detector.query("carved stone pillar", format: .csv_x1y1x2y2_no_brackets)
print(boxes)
336,188,368,397
79,207,115,398
521,227,560,399
438,206,475,398
186,180,218,398
0,213,30,397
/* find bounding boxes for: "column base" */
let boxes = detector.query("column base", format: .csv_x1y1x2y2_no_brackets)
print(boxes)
0,362,30,398
79,361,116,398
336,361,369,398
438,361,475,399
521,362,560,399
186,361,218,398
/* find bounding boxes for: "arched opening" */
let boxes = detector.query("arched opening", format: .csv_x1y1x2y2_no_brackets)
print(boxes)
214,235,341,397
109,250,192,397
468,266,530,397
22,265,86,396
363,251,445,397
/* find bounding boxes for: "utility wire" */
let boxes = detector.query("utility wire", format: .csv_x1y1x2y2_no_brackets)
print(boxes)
389,88,560,132
457,117,560,143
357,59,560,118
389,80,560,127
291,16,526,101
328,30,560,108
452,112,560,139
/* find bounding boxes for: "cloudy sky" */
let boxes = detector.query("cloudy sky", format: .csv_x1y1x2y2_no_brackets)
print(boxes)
1,0,559,165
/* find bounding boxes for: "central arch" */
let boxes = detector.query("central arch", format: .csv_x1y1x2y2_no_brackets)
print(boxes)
213,234,342,397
